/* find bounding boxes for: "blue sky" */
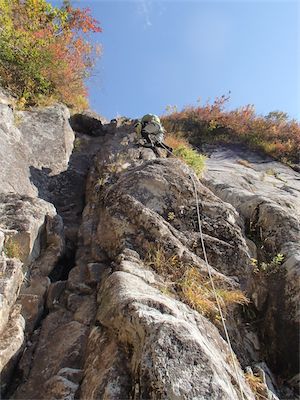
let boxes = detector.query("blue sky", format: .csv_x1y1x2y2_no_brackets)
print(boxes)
63,1,299,120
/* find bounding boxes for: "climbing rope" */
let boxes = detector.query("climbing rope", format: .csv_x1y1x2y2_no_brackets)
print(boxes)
159,142,246,400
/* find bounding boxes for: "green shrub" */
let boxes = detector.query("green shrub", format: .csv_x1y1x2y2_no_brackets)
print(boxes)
251,253,285,274
173,145,206,176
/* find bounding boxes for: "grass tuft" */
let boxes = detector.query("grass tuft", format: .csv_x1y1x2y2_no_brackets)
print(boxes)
245,372,268,400
173,145,206,176
165,134,206,175
3,238,22,259
144,245,249,324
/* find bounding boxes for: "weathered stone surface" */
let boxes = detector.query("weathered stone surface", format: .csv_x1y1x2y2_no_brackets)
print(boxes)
69,110,107,136
4,115,299,400
58,367,83,384
17,104,74,175
80,326,132,400
66,292,96,325
92,158,250,287
85,262,109,285
0,98,74,196
0,87,16,105
203,145,300,377
254,362,280,399
18,294,43,334
46,280,67,310
67,266,93,294
94,256,255,400
0,103,32,195
73,295,96,326
0,257,23,334
10,327,40,390
18,275,50,333
29,213,65,276
0,193,56,265
202,145,300,255
0,305,25,394
0,230,4,253
13,310,88,399
0,191,66,394
43,375,79,399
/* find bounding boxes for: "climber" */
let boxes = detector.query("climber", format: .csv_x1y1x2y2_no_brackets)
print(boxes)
135,114,173,155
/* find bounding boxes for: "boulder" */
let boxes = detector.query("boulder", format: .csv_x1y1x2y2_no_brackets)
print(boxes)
0,100,74,196
17,104,74,176
92,158,251,287
0,103,33,195
0,193,56,265
69,110,107,136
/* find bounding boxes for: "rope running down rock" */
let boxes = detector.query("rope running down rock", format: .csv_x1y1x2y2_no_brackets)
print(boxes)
160,142,246,400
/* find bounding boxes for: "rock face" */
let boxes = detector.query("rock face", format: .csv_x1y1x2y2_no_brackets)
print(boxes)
0,89,74,394
0,94,74,197
89,253,254,400
0,98,299,400
202,145,300,378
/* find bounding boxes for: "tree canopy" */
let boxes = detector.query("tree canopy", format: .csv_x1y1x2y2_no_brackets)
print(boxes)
0,0,101,108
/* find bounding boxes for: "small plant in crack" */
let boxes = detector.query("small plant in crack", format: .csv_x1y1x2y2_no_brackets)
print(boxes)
251,253,285,274
3,237,22,259
73,138,82,152
13,111,23,127
245,371,268,400
167,211,175,221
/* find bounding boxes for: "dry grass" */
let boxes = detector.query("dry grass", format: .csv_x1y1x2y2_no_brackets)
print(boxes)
145,245,186,281
180,267,218,320
245,372,269,400
164,134,190,150
215,289,249,307
144,245,249,324
180,267,249,322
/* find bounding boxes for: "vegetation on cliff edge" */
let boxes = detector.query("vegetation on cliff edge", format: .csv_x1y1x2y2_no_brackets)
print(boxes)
162,95,300,167
164,134,206,176
0,0,101,109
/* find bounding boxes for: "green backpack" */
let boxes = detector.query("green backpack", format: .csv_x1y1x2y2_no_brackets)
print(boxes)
135,114,165,141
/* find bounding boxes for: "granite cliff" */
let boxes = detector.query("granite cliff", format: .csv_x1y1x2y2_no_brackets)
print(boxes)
0,89,299,399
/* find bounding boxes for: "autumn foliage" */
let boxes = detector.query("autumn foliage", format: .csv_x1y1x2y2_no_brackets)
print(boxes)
0,0,101,108
162,96,300,167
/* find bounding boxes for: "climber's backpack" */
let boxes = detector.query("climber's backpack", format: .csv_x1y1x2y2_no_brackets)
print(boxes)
141,114,165,141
